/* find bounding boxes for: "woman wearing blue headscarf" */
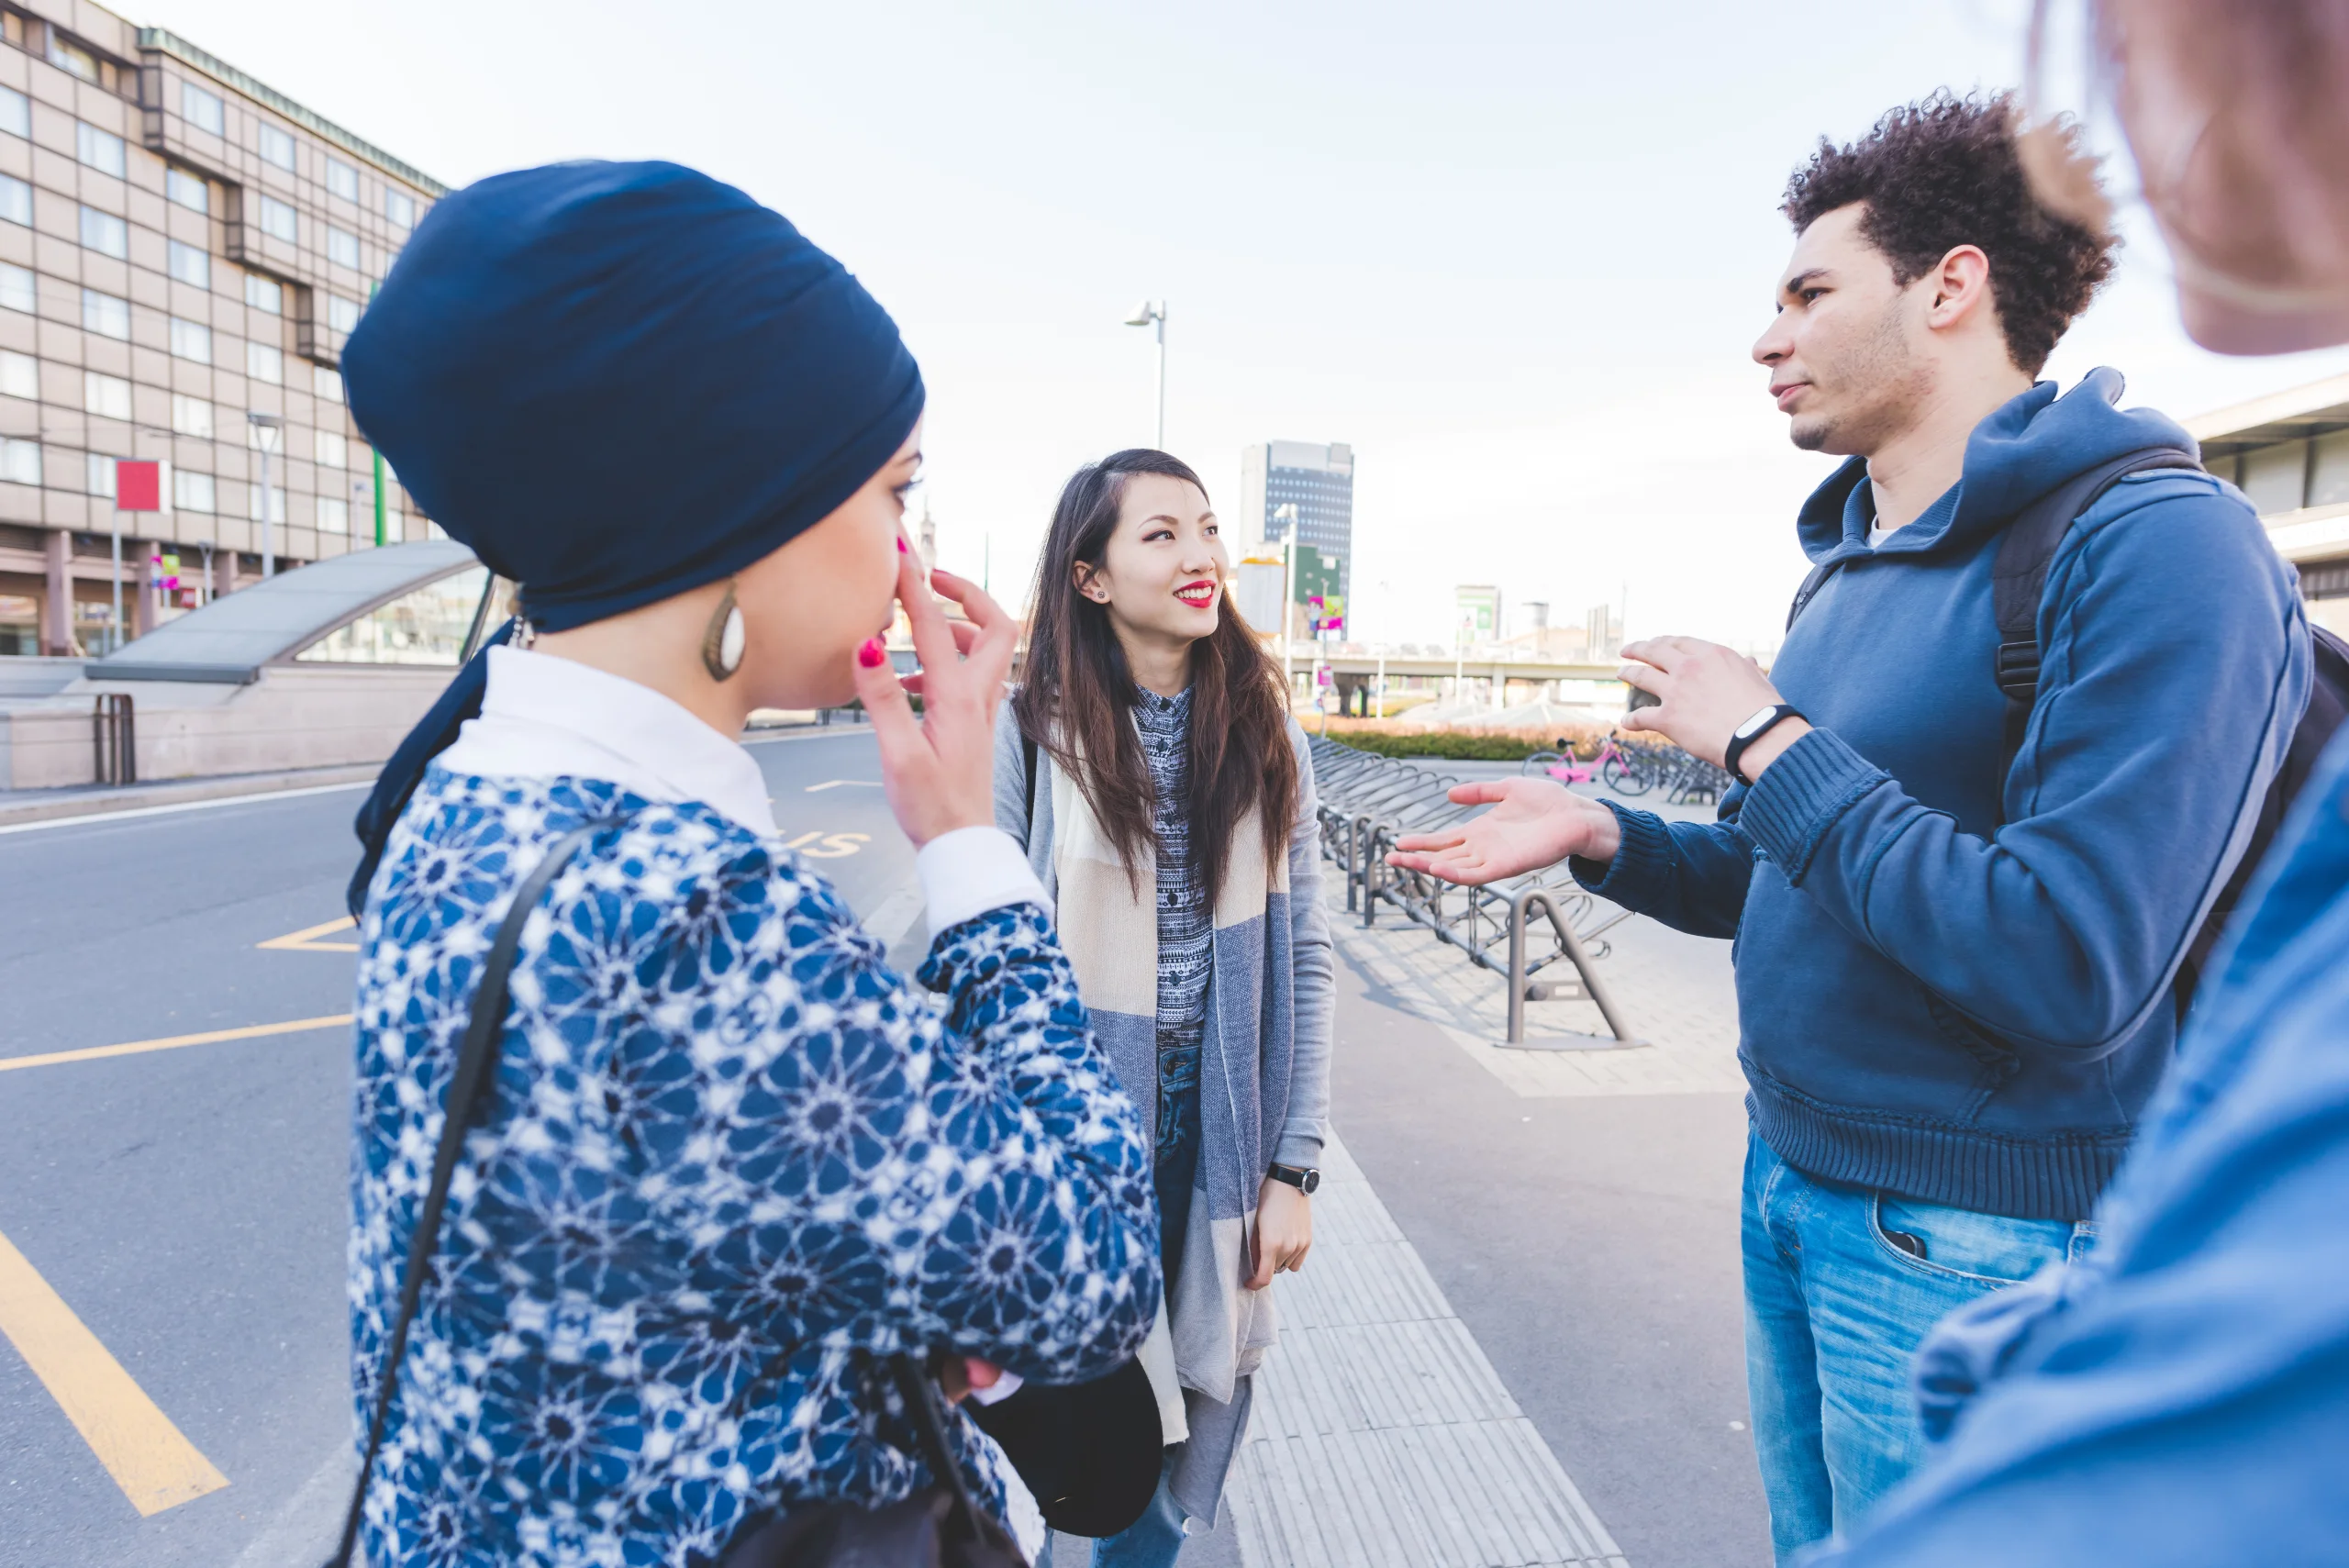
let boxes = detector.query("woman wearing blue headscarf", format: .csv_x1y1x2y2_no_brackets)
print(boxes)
337,161,1157,1567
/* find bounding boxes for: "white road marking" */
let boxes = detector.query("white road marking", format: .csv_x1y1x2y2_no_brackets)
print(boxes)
0,781,372,837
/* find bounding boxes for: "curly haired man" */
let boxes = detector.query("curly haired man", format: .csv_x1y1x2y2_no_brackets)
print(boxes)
1387,92,2310,1562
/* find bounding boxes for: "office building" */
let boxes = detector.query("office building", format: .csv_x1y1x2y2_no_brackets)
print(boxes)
0,6,439,659
1240,439,1354,610
2188,373,2349,639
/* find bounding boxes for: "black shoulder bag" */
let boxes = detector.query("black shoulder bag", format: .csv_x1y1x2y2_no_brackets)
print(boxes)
325,820,1021,1568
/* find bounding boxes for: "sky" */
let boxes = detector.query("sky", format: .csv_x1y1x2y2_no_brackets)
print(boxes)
150,0,2349,649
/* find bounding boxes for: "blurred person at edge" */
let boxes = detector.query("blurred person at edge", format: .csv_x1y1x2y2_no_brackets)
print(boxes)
1386,94,2310,1563
1001,450,1333,1566
1798,4,2349,1563
336,161,1157,1567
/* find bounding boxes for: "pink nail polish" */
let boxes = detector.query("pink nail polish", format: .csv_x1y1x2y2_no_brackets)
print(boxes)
857,638,885,668
896,537,908,553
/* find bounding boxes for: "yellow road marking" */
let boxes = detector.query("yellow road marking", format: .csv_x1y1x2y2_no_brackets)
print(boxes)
257,915,359,952
0,1227,229,1515
0,1016,353,1075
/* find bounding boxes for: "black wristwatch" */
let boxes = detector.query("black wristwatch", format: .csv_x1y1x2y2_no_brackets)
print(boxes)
1723,702,1806,784
1267,1162,1320,1195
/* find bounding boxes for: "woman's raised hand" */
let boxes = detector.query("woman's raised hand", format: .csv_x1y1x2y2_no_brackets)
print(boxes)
851,543,1017,848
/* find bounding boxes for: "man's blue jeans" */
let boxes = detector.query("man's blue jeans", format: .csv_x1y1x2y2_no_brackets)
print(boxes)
1742,1132,2096,1564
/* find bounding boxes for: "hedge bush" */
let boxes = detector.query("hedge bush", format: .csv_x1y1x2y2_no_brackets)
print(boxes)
1318,726,1607,762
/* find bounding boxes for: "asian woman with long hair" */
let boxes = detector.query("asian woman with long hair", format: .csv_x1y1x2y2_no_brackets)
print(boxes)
998,450,1334,1564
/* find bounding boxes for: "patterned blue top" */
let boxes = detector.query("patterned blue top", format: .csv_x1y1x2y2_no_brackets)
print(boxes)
349,769,1160,1567
1135,687,1208,1279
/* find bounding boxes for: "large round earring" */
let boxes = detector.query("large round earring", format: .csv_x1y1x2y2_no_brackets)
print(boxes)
701,584,746,682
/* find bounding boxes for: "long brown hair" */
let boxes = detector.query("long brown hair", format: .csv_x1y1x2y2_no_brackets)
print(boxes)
1014,449,1296,908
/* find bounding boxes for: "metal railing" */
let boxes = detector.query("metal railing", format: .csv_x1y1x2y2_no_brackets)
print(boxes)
1308,737,1641,1050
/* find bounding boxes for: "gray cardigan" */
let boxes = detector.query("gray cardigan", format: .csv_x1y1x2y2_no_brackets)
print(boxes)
992,701,1332,1171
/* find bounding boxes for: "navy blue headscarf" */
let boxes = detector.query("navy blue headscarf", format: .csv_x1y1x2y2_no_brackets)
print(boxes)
343,161,924,915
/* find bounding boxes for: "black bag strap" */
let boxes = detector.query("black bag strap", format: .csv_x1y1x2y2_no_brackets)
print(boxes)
889,1356,998,1546
1990,447,2202,784
1786,560,1840,631
1021,730,1039,828
326,819,609,1568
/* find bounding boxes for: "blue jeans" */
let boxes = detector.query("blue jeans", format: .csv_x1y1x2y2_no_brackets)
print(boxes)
1031,1454,1186,1568
1741,1132,2095,1564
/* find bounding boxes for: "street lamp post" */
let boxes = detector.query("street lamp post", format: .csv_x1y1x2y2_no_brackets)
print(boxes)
1274,503,1300,704
1121,299,1166,449
248,411,282,577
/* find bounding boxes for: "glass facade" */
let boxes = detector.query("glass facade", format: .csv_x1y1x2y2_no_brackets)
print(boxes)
295,570,488,666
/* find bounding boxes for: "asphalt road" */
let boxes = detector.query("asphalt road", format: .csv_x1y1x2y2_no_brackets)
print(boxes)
0,727,909,1568
0,726,1764,1567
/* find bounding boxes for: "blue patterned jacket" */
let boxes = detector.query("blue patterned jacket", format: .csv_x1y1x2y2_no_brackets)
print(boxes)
349,769,1160,1566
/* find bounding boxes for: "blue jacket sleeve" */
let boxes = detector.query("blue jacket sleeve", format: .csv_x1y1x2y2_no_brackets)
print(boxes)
1735,479,2310,1056
1571,796,1758,940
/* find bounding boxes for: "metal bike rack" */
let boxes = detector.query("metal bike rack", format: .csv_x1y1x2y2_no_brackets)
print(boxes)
1308,736,1643,1048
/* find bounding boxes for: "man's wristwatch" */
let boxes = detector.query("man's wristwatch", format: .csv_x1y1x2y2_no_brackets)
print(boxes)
1267,1162,1320,1195
1724,702,1806,783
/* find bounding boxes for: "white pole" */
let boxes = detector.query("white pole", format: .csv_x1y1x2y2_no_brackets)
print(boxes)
109,513,121,655
260,442,274,578
1153,307,1166,450
1282,538,1296,706
1375,650,1386,718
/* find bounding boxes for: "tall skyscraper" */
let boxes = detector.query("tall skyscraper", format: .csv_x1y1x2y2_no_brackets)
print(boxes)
1240,440,1354,612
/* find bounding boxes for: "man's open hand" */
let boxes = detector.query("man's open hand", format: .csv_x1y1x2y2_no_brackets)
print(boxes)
1386,778,1622,885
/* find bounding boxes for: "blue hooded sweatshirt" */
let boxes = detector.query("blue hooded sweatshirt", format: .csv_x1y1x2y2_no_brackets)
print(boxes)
1576,370,2310,1220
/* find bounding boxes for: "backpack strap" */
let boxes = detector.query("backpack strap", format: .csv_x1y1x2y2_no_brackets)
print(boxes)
1990,448,2203,795
1021,731,1039,828
1786,561,1841,632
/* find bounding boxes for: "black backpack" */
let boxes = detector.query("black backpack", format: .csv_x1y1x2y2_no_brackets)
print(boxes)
1786,446,2349,1003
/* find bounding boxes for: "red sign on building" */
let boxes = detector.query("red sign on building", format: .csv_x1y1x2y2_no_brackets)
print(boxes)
116,460,161,512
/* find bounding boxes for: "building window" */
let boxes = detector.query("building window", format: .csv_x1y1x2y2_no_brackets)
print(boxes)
327,294,361,334
75,122,126,177
259,122,295,171
172,393,215,439
0,436,40,486
166,168,209,213
247,340,284,384
167,240,210,289
384,188,415,228
326,226,360,268
317,495,350,533
249,483,284,523
245,273,284,314
173,469,216,512
314,365,344,403
0,84,28,139
169,317,212,363
48,33,98,82
83,289,130,340
315,429,348,468
87,451,116,498
257,195,297,243
0,350,34,400
79,206,128,260
0,173,28,228
0,262,33,315
83,372,131,419
325,158,359,202
182,82,225,136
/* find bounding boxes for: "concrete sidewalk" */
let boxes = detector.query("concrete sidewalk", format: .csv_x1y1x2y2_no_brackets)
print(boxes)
1091,853,1769,1568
